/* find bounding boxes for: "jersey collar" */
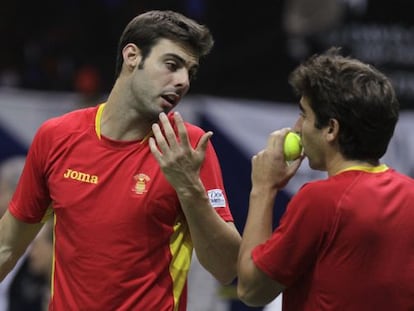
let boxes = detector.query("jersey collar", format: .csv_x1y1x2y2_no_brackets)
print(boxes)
336,164,389,175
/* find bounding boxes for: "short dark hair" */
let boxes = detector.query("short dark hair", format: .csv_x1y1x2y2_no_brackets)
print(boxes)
114,10,214,78
288,47,399,161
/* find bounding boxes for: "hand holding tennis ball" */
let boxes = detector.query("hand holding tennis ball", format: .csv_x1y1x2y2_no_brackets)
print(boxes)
283,132,302,161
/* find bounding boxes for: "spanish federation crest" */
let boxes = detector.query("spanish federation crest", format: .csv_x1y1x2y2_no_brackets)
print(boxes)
132,173,150,194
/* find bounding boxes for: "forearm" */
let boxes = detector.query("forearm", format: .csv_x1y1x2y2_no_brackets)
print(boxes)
149,113,241,283
242,187,276,244
0,211,43,281
0,225,23,282
0,245,18,281
238,187,276,274
177,179,241,285
237,187,282,305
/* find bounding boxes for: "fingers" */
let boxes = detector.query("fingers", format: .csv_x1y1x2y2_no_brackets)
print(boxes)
173,111,212,155
173,111,191,148
150,112,184,155
149,112,212,186
286,156,303,174
149,136,162,162
251,127,304,189
197,131,213,153
158,112,180,150
266,128,291,151
150,112,212,159
153,111,193,148
151,121,169,156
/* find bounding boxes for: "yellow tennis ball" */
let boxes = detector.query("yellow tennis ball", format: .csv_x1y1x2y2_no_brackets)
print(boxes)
284,132,302,161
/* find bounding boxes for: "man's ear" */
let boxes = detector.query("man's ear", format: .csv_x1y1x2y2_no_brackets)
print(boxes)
325,118,339,142
122,43,141,70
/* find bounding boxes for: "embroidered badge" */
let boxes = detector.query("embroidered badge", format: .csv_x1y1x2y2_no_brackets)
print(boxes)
207,189,226,208
132,173,150,194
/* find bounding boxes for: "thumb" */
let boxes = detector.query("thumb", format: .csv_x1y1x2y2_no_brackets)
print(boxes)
287,156,303,176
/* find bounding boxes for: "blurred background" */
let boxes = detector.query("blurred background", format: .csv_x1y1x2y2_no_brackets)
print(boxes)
1,0,414,311
1,0,414,109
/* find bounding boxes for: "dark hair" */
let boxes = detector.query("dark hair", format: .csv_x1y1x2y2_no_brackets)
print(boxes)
288,47,399,161
114,10,214,78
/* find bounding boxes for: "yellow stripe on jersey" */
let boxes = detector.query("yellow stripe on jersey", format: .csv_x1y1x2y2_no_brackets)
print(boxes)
50,214,56,300
95,103,106,139
169,215,193,311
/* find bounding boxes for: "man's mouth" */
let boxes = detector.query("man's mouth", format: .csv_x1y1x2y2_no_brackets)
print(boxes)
161,93,179,106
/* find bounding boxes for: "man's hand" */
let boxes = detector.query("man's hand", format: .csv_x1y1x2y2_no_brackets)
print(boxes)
251,128,303,191
149,112,212,189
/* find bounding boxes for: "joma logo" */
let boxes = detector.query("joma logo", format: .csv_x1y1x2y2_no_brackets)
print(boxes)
63,169,98,184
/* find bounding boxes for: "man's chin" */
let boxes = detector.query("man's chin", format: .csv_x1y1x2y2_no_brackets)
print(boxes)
162,107,172,114
147,108,171,122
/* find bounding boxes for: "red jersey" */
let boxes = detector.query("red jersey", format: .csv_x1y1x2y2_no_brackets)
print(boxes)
252,167,414,310
9,104,233,311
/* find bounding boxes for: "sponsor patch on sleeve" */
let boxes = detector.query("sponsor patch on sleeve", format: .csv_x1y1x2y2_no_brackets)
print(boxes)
207,189,226,208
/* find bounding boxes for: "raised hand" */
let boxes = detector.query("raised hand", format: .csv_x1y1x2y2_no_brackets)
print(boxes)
251,128,303,191
149,112,212,189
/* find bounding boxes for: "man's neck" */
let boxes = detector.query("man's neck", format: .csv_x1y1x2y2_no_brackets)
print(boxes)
98,102,153,141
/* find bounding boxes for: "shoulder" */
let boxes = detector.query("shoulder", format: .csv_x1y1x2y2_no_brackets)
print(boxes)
295,178,336,199
36,106,98,139
41,106,97,130
298,171,361,196
386,168,414,184
290,176,349,213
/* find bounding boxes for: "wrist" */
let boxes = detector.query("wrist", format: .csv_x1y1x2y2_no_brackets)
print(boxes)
175,178,206,199
250,185,278,198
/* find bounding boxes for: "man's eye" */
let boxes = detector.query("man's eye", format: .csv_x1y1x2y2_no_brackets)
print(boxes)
166,62,178,71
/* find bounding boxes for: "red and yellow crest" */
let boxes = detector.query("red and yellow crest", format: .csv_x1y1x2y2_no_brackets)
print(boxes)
132,173,150,194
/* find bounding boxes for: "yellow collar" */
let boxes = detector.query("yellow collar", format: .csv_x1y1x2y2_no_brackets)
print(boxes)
95,103,106,140
336,164,389,175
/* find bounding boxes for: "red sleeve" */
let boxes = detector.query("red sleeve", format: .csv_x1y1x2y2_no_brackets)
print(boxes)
183,120,234,222
251,181,336,286
9,121,53,223
200,139,233,222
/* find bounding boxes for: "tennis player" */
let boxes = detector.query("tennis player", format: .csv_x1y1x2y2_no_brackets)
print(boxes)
0,10,241,310
238,48,414,310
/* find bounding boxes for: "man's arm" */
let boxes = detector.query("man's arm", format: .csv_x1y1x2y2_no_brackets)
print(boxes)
237,185,286,306
237,129,302,306
173,178,240,285
0,210,43,281
149,112,241,285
